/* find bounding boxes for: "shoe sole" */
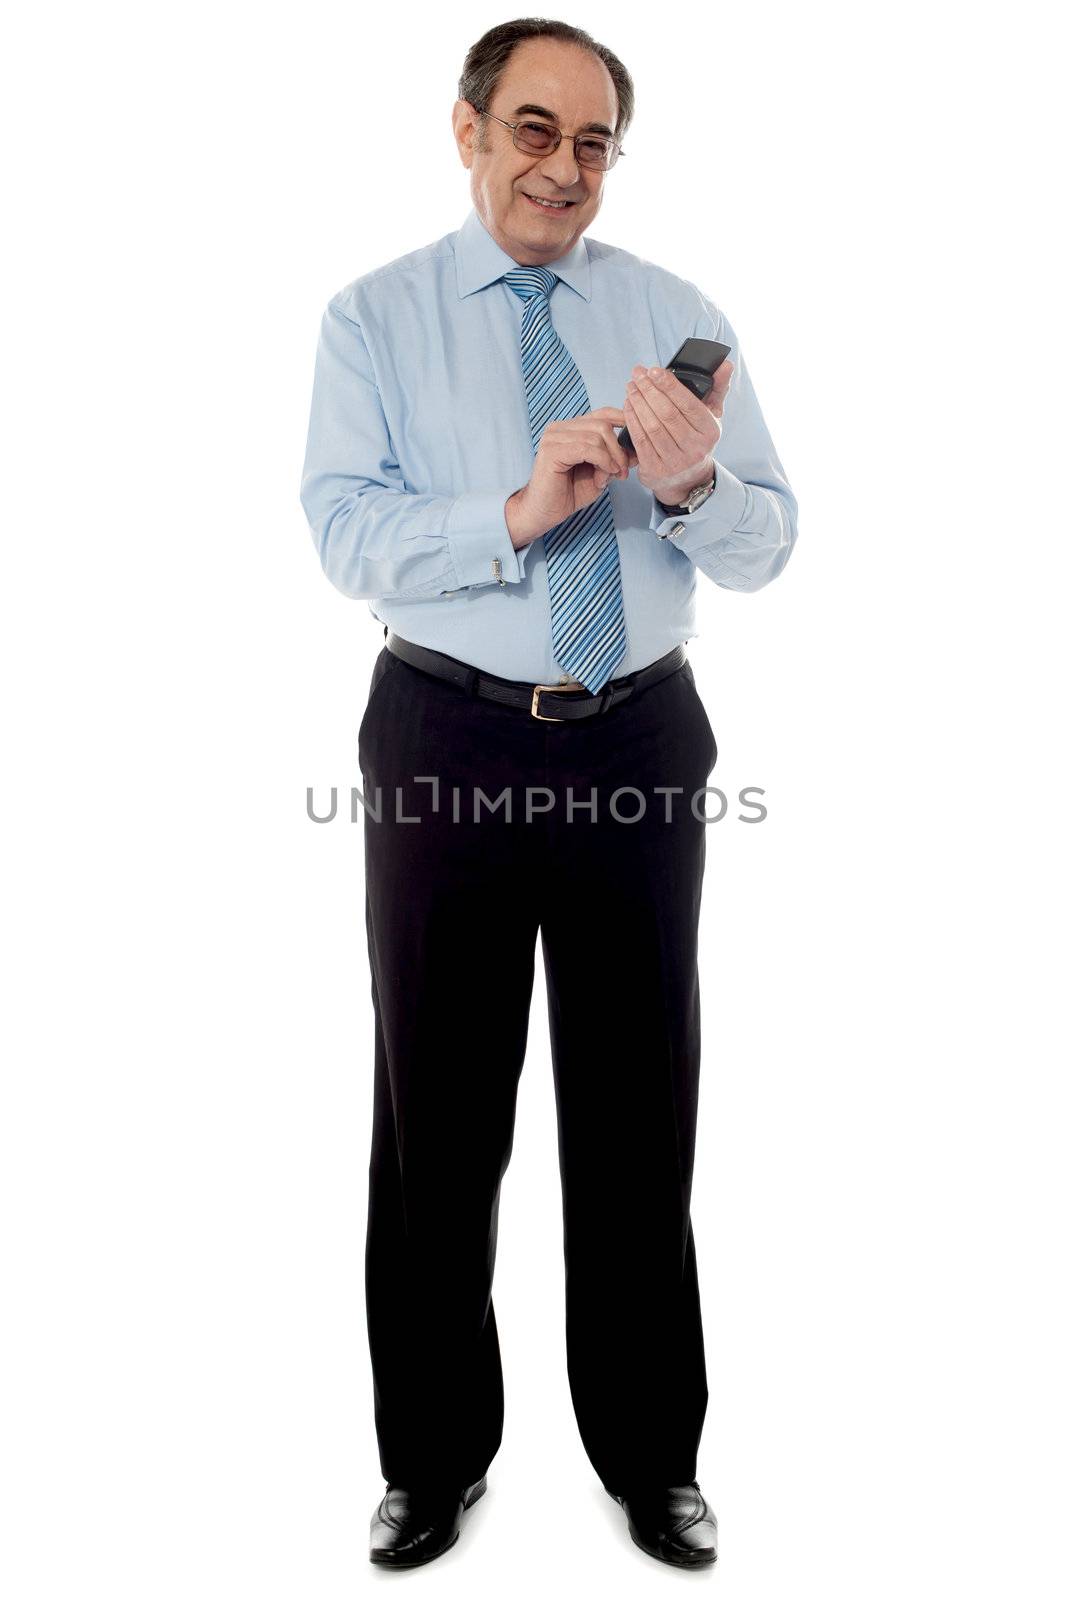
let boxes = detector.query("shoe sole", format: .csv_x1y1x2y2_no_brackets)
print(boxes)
369,1476,487,1569
609,1489,718,1569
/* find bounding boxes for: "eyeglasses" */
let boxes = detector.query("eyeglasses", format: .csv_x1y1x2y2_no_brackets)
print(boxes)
471,106,624,172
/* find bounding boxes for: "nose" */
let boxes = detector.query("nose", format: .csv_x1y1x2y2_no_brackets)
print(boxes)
536,145,582,191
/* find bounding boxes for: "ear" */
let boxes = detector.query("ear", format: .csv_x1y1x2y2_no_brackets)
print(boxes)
452,100,476,168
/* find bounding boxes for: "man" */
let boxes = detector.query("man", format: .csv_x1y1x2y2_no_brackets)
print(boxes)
299,17,797,1572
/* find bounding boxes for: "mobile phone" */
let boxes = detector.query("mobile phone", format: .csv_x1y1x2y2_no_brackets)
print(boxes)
617,337,732,454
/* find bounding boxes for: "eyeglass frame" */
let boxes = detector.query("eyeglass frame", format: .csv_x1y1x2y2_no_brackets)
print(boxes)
470,105,625,171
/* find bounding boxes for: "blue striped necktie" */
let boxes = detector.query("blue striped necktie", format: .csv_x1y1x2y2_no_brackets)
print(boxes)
503,266,628,693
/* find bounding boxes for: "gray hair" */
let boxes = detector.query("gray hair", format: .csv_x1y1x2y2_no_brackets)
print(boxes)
458,17,635,152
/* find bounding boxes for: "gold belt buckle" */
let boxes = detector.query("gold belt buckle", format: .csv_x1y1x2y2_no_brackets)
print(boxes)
530,681,587,721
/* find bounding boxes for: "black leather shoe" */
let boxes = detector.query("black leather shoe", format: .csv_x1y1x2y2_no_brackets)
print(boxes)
369,1476,487,1568
609,1481,718,1568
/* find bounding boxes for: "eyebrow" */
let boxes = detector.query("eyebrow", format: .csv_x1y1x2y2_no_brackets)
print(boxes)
510,103,616,139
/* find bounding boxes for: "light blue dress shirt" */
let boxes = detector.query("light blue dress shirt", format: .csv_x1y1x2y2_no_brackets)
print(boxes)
300,206,798,683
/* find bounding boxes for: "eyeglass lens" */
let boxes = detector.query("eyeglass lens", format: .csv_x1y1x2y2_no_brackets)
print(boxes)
514,121,615,169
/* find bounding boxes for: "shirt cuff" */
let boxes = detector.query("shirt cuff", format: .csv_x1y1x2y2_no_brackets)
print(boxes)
446,491,530,588
648,458,748,544
642,457,751,569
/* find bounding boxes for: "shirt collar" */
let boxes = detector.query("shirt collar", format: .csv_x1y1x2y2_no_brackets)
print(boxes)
454,205,591,302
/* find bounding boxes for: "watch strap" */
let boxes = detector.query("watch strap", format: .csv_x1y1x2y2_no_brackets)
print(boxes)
654,470,717,516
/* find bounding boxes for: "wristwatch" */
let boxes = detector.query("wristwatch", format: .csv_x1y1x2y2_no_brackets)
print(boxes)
654,470,716,538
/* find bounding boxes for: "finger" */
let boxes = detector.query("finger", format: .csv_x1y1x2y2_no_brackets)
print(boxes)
550,424,629,477
626,378,688,460
705,359,734,419
590,454,621,493
628,372,698,454
591,438,627,477
589,405,628,424
594,420,630,474
622,395,666,476
642,365,709,428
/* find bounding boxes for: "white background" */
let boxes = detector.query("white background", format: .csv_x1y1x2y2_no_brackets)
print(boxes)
3,1,1062,1594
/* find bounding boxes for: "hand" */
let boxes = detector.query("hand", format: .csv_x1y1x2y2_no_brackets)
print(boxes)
621,360,734,502
505,407,630,547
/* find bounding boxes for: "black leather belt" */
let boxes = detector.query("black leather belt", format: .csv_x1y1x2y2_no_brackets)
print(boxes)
383,629,687,722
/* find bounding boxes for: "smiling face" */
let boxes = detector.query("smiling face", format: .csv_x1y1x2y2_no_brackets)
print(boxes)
452,37,620,266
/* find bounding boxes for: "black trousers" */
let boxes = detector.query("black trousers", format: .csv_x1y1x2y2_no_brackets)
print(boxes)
358,640,719,1497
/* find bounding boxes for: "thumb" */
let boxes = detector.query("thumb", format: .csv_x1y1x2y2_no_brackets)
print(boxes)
704,359,734,418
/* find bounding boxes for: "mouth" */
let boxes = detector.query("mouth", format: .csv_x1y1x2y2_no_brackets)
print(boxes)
522,192,577,213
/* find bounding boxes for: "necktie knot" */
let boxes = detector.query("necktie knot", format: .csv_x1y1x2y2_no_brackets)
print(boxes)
503,266,559,303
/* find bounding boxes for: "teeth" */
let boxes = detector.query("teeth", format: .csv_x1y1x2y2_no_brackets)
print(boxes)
529,196,566,208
